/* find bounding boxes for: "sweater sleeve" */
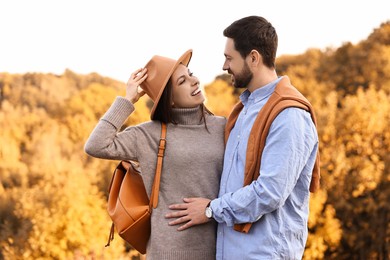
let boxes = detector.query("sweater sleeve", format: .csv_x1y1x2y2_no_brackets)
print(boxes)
84,96,139,161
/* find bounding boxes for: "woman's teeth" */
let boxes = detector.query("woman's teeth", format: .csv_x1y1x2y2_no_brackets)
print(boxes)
191,89,201,96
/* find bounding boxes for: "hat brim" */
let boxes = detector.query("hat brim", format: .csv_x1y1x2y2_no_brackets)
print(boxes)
150,49,193,119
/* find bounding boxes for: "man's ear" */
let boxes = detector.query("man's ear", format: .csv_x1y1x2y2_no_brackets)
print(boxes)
249,50,261,66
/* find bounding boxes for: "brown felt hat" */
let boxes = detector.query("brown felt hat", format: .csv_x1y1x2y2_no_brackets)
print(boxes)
140,49,193,119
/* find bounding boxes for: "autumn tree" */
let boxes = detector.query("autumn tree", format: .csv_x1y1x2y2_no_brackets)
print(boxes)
326,86,390,259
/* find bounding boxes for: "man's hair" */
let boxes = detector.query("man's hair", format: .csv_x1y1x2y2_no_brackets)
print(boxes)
223,15,278,68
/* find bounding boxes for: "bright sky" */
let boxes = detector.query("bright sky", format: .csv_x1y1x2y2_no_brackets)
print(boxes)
1,0,389,85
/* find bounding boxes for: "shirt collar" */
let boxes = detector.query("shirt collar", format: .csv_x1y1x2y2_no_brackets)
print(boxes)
240,76,283,106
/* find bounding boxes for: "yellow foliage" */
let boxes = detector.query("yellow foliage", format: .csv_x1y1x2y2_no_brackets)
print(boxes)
4,161,125,259
305,190,342,259
336,86,390,196
204,79,238,117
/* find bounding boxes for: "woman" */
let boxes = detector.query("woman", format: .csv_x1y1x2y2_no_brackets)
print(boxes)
84,49,226,259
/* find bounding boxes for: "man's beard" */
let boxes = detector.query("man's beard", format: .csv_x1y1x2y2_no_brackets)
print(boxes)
232,62,253,89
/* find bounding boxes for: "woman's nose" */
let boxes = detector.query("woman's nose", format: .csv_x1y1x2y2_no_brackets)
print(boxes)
191,77,199,86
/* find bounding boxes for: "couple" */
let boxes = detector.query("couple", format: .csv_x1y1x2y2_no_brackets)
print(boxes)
85,15,320,260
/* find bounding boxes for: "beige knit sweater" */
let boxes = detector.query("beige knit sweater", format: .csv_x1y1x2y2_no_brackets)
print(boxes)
85,97,226,260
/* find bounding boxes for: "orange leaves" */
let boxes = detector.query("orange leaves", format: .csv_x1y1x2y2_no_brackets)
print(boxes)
203,78,238,117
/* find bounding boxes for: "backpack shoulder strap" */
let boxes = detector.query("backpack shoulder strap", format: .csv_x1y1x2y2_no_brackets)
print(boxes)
149,122,167,209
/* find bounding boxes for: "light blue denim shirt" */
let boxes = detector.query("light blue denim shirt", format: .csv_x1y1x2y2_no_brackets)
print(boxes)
211,76,319,260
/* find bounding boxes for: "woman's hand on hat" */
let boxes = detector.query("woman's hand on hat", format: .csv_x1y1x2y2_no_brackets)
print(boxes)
126,68,147,103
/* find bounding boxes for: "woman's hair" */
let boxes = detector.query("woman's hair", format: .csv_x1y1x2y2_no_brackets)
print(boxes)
223,15,278,68
152,78,212,130
151,78,174,123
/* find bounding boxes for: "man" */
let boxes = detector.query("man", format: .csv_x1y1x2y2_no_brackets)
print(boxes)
165,16,320,259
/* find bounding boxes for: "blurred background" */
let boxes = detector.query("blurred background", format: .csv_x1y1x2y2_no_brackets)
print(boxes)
1,0,390,259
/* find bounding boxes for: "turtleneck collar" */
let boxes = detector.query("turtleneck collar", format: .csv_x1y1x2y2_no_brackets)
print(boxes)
171,106,204,125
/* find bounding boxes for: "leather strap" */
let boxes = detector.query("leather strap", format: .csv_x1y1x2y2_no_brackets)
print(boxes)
149,122,167,209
